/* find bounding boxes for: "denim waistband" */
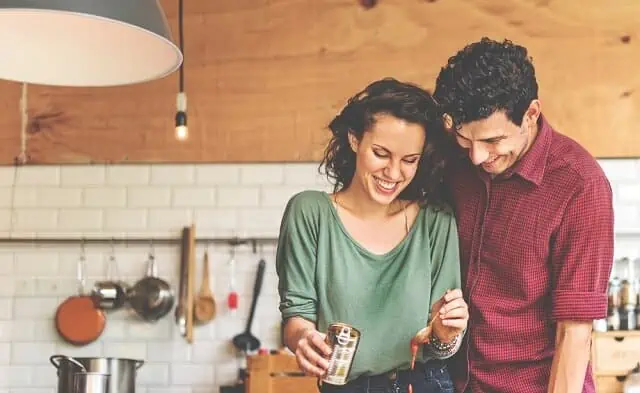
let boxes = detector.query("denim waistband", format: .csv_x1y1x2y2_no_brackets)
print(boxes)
320,359,448,391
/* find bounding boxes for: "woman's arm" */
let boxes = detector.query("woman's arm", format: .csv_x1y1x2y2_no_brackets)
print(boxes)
423,207,468,358
275,192,329,376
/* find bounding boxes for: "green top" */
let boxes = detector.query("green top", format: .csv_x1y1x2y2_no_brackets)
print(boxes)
275,190,462,380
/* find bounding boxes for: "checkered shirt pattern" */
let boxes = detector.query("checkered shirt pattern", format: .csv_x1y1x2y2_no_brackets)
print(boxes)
446,115,614,393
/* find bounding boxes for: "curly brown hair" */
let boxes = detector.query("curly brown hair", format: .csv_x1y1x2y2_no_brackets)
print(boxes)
319,77,452,208
434,37,539,130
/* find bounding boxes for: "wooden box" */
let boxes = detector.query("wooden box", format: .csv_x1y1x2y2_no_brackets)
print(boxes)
592,331,640,393
246,353,319,393
594,376,625,393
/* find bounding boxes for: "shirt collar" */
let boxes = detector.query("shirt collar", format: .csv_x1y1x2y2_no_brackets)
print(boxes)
497,113,552,186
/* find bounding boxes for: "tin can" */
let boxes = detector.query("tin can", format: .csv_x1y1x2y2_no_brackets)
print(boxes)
322,322,361,386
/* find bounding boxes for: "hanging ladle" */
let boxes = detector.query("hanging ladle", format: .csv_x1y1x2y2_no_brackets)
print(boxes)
232,258,266,353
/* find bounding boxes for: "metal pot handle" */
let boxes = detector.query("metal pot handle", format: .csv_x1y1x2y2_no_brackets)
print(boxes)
135,359,145,369
49,355,86,371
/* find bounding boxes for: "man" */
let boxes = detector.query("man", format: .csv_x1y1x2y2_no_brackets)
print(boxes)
433,37,614,393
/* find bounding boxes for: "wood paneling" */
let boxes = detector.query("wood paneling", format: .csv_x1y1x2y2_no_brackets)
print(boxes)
0,0,638,164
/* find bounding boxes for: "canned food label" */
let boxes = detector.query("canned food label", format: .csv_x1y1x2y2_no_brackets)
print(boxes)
322,324,360,386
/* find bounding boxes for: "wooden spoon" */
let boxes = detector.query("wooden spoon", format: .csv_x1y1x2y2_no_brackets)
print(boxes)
194,249,216,323
410,315,437,367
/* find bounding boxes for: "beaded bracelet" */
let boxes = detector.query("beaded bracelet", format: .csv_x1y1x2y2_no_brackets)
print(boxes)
429,331,459,354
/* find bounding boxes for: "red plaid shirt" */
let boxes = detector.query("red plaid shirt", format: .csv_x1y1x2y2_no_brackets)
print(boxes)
446,115,614,393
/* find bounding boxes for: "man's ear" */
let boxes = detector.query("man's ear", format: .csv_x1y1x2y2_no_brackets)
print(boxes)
525,99,541,125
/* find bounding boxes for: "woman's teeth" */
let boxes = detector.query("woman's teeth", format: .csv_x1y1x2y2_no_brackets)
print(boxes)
374,177,397,190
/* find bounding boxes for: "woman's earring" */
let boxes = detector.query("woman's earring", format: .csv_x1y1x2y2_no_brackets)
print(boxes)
443,114,453,131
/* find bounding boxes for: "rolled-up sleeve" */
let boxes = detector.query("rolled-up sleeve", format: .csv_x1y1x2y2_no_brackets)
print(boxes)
275,193,319,323
551,174,614,321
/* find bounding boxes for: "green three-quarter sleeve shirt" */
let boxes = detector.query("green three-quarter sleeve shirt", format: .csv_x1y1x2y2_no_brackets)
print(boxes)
275,190,461,381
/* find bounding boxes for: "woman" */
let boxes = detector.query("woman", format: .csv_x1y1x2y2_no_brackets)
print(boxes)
275,78,468,393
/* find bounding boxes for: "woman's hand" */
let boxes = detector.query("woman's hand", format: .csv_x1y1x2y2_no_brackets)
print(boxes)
284,318,333,377
430,289,469,343
293,327,333,377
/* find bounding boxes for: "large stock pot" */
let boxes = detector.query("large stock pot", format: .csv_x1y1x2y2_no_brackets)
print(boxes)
50,355,144,393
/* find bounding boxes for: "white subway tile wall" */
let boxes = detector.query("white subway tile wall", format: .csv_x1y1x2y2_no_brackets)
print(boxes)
0,163,329,393
0,160,637,393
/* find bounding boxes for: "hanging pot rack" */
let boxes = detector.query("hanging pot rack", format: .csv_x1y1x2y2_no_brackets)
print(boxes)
0,235,278,252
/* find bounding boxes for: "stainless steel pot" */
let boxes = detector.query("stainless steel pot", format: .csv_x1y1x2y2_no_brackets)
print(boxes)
74,372,110,393
50,355,144,393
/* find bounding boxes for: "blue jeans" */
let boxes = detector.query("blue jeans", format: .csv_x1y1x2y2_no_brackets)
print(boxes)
319,360,454,393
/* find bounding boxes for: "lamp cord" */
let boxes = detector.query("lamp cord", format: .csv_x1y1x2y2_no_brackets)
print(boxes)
178,0,184,93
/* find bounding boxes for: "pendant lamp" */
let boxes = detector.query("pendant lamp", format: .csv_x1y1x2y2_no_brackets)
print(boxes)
0,0,183,87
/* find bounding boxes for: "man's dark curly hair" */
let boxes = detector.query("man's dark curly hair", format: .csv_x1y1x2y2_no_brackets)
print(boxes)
319,77,452,207
433,37,539,129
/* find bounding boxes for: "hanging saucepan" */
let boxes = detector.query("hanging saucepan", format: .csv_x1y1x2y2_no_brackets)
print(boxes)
92,242,128,310
54,245,106,345
127,249,175,322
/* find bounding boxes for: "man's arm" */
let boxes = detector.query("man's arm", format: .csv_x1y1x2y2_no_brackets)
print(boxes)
547,172,613,393
547,321,593,393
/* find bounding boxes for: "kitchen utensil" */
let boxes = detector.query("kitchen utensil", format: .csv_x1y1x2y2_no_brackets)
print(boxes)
55,246,106,345
194,248,216,323
175,226,191,337
50,354,144,393
227,247,238,314
92,243,127,310
127,247,175,322
185,224,196,342
74,372,110,393
232,259,266,353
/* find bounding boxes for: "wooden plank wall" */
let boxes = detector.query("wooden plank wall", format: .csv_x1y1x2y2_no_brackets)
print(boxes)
0,0,638,165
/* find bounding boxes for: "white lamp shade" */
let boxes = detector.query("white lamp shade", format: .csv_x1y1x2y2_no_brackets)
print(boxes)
0,0,183,87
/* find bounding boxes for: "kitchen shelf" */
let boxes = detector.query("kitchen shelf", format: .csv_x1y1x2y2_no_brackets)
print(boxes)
594,330,640,338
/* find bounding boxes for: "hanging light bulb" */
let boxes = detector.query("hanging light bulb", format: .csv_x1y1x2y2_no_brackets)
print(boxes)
175,92,188,141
